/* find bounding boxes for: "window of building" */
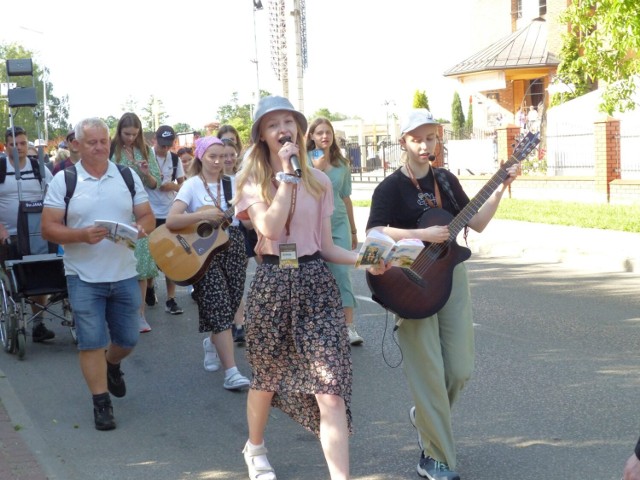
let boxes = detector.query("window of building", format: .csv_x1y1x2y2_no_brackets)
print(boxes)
539,0,546,16
525,78,545,109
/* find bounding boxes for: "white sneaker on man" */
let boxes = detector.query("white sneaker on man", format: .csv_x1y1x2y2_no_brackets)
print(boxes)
139,315,151,333
348,324,364,345
203,337,221,372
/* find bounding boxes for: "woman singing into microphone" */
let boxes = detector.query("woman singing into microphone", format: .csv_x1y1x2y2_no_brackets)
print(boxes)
234,95,385,480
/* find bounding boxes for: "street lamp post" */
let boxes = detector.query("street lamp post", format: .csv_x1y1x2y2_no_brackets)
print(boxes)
383,99,394,142
18,26,48,142
251,0,264,115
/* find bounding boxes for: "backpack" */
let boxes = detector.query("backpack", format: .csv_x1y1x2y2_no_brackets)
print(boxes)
63,163,136,225
0,154,52,257
170,152,180,182
0,154,43,185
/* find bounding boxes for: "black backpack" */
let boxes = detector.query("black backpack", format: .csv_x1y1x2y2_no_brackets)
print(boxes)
63,164,136,225
0,154,43,185
0,154,53,257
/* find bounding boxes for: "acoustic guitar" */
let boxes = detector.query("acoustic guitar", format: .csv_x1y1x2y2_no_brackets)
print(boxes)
366,131,540,319
148,205,234,286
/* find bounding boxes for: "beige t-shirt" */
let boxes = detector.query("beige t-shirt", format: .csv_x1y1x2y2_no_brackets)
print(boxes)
235,168,334,256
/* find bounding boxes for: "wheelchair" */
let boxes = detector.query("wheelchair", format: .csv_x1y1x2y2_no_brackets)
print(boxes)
0,252,75,359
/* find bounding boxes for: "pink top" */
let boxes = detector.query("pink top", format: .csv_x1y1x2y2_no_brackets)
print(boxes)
235,168,334,256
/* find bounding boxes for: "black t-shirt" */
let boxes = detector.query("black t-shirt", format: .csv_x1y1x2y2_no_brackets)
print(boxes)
367,167,469,231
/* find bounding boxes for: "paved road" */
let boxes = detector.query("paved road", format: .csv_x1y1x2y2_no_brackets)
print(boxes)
1,249,640,479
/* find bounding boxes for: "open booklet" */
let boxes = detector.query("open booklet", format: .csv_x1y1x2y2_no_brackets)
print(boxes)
355,229,424,270
94,220,139,250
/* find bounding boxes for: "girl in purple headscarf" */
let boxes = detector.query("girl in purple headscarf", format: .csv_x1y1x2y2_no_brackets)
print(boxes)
165,136,251,391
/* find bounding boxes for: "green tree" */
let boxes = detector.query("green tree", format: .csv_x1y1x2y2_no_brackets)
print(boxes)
216,91,273,146
550,35,595,107
465,101,473,134
141,95,168,131
560,0,640,114
173,122,194,134
451,92,465,138
0,42,70,145
310,108,347,121
104,115,119,138
412,90,430,110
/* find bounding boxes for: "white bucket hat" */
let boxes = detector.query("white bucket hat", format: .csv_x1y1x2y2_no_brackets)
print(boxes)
251,96,307,143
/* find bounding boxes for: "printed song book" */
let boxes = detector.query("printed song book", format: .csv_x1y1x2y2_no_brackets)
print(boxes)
94,220,139,250
355,230,423,270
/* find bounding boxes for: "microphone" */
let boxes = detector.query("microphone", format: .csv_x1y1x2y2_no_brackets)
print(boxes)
278,136,302,177
427,153,436,161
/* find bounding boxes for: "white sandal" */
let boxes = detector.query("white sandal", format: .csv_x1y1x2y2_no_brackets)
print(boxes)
243,442,277,480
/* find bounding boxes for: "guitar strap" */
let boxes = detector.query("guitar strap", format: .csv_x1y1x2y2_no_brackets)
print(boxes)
433,168,461,214
221,175,233,209
433,168,469,244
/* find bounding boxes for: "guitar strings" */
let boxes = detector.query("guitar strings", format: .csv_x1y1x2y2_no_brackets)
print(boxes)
409,155,530,276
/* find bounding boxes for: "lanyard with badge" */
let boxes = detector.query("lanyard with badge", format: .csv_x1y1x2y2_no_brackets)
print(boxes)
200,175,221,208
271,176,299,268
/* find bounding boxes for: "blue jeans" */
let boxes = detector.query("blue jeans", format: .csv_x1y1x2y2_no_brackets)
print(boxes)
66,275,141,350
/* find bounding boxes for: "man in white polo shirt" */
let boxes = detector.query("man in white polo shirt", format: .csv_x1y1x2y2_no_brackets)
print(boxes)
41,117,155,431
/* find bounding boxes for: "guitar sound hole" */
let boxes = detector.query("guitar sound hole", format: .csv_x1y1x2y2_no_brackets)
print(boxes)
197,223,213,237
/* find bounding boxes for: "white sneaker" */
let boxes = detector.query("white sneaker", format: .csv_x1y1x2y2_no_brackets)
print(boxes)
223,371,251,390
348,324,364,345
409,406,425,451
139,315,151,333
203,337,221,372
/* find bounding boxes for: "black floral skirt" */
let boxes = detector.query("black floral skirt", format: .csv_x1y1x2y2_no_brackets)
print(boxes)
244,258,353,437
193,227,247,334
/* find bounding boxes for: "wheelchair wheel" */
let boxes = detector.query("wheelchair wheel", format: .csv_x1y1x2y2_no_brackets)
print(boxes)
16,331,26,360
0,275,18,354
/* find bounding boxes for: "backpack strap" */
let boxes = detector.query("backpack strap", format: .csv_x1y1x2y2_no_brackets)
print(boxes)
222,175,233,209
63,164,136,225
29,157,43,185
0,155,6,184
0,155,42,185
63,166,78,225
170,152,179,181
115,163,136,200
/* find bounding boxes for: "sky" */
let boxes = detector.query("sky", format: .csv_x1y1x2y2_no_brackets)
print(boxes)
2,0,475,130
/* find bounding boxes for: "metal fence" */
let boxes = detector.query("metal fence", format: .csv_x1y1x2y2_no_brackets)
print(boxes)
545,131,595,176
347,123,640,183
620,127,640,179
346,141,405,180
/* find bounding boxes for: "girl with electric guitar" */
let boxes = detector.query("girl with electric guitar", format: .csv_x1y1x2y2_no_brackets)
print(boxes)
164,136,250,391
366,109,518,480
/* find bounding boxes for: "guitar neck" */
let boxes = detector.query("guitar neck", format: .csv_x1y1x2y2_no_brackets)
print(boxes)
448,159,518,238
213,205,236,228
447,130,539,238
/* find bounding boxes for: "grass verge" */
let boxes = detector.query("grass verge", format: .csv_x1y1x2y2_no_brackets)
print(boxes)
352,198,640,233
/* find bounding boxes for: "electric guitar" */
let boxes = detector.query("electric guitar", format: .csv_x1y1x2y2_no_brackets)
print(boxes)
148,205,234,286
366,131,540,319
